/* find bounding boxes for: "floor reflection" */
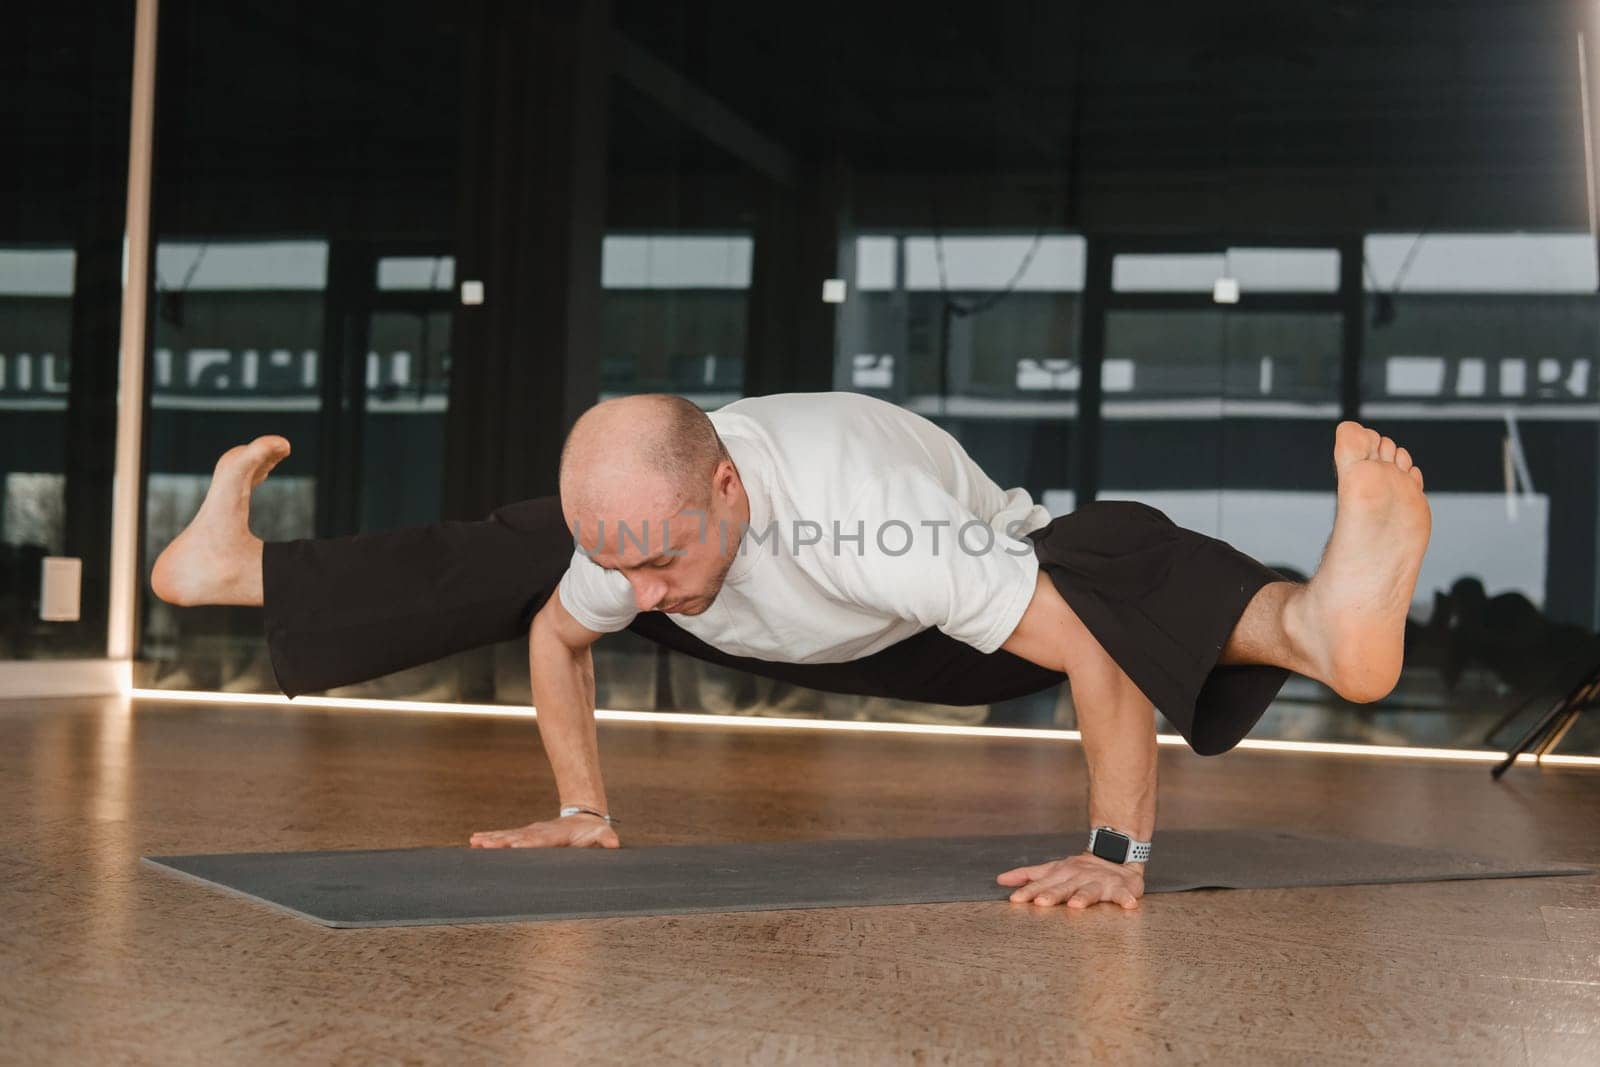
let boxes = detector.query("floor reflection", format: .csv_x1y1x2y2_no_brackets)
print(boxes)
135,570,1600,757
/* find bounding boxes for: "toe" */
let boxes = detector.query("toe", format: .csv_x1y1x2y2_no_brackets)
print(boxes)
1395,446,1413,471
245,436,292,485
1333,422,1374,469
1410,466,1425,490
1379,436,1397,462
249,434,292,462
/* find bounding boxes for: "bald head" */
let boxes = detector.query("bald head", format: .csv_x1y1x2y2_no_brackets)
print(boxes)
559,394,729,523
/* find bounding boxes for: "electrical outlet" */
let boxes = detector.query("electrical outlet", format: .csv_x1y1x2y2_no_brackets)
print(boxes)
40,557,82,622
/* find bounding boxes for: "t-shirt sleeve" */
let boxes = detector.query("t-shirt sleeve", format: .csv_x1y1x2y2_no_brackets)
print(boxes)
555,548,640,634
818,471,1040,654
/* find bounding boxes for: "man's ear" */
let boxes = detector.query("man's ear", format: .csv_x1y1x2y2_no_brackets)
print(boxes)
713,457,740,499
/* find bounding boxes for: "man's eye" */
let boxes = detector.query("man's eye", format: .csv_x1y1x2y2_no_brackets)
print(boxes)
654,557,673,568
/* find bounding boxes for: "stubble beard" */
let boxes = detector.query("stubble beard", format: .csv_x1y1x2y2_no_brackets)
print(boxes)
679,541,739,614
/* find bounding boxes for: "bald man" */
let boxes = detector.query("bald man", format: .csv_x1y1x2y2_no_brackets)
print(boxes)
153,391,1432,910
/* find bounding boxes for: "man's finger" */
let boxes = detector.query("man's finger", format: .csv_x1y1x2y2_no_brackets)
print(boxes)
1021,877,1075,905
1011,876,1062,902
1008,880,1045,903
1067,888,1099,909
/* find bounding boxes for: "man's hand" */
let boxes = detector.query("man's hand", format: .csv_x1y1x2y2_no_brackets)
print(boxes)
470,813,621,849
996,851,1144,909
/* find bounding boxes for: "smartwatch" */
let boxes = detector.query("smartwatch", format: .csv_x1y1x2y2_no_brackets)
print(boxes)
1088,826,1152,864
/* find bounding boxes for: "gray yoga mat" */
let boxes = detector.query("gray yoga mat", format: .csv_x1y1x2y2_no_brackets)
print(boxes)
142,829,1590,929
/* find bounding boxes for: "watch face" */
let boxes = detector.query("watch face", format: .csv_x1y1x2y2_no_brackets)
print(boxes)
1092,829,1131,864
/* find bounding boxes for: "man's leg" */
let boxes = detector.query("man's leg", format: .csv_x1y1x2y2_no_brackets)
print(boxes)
1006,420,1431,712
151,436,286,607
993,421,1430,907
152,435,1066,701
1214,422,1431,702
258,498,574,696
156,421,1426,712
514,417,1426,715
152,436,574,695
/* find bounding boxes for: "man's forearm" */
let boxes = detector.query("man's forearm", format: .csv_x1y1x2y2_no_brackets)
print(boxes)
1073,668,1158,843
528,627,608,812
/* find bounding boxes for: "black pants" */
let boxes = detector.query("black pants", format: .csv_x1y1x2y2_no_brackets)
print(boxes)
262,497,1291,755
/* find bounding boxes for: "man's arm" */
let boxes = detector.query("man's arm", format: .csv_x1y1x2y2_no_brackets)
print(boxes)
469,589,619,849
995,572,1152,908
1064,639,1157,896
816,475,1147,907
530,590,608,813
1072,638,1158,847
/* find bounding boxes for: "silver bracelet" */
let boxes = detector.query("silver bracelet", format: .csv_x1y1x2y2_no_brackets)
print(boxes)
560,804,618,825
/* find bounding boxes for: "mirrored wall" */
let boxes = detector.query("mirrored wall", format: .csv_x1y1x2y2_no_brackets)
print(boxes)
0,4,133,663
123,1,1600,756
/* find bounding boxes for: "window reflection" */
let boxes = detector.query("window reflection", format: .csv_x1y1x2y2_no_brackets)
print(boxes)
600,233,751,405
376,256,455,292
1,247,94,658
0,249,76,420
840,233,1086,417
2,0,131,662
149,240,327,414
0,247,76,585
1113,248,1341,293
1360,231,1600,746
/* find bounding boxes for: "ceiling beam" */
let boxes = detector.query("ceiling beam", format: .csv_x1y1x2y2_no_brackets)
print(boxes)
611,32,796,185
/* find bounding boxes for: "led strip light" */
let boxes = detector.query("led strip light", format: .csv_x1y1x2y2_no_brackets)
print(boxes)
125,688,1600,768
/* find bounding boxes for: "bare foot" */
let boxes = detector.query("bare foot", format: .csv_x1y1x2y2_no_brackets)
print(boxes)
150,436,291,607
1288,422,1432,703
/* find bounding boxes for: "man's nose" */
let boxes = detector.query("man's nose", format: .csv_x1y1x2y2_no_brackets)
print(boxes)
630,576,667,612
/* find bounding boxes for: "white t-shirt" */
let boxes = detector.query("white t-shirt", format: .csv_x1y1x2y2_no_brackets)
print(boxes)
556,391,1050,664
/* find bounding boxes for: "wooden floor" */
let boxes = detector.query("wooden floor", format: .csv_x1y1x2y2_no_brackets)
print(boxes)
2,696,1598,1064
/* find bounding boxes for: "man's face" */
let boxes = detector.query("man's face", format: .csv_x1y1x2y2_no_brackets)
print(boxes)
572,469,741,616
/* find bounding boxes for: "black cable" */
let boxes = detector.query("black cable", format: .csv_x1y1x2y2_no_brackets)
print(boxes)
932,225,1048,319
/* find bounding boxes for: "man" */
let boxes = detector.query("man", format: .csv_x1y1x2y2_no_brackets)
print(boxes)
152,391,1432,910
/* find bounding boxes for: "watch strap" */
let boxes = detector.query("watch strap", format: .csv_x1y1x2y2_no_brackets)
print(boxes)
1088,826,1151,863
